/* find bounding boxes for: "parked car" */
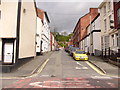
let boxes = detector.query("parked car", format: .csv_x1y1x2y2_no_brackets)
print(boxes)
69,47,80,56
67,46,73,53
73,50,88,61
65,47,69,52
55,48,60,51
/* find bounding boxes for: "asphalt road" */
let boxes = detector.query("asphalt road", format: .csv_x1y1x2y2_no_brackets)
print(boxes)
1,50,119,89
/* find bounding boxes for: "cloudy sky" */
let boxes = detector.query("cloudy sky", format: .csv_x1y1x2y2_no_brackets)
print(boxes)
36,0,103,34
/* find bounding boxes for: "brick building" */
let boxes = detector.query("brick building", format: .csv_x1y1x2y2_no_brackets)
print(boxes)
113,1,120,51
73,8,98,48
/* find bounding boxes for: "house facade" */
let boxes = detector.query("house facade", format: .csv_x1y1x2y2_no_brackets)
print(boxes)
113,0,120,51
41,12,50,52
0,0,37,71
73,8,98,49
85,14,101,56
99,0,119,58
36,8,44,55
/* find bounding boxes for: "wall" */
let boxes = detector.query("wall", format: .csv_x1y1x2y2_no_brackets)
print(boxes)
99,0,119,53
19,1,37,58
42,14,50,52
36,17,42,53
0,41,1,60
93,32,101,55
0,1,18,38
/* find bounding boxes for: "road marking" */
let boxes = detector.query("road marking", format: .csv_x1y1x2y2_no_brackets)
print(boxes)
0,59,50,79
85,61,105,75
26,59,49,78
76,62,88,69
75,67,88,70
105,75,119,78
91,76,112,79
40,75,50,77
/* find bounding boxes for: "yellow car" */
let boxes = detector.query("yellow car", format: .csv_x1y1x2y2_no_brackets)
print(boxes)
73,50,88,60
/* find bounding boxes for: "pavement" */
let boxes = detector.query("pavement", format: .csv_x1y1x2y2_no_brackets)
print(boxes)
89,55,120,77
1,51,53,77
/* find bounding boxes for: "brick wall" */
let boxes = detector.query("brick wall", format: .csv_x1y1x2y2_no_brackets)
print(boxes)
73,8,98,48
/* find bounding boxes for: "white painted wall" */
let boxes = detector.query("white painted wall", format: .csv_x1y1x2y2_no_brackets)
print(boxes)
0,39,2,61
0,1,18,38
19,1,37,58
93,32,101,53
84,37,88,53
36,17,42,53
87,36,90,53
99,0,116,51
41,14,50,52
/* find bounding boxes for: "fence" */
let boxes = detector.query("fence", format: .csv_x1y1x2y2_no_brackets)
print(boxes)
102,48,120,63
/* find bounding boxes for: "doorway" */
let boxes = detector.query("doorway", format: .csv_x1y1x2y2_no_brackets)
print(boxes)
2,39,15,65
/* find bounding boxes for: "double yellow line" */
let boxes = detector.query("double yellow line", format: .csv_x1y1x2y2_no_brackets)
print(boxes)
85,61,106,75
0,59,49,79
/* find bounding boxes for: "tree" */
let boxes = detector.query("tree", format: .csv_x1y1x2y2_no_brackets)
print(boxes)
54,32,73,47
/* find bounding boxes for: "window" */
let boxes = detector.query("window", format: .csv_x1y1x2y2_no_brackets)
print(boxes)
117,8,120,25
108,2,111,10
104,6,106,15
112,35,114,46
116,34,118,46
116,0,120,2
105,36,109,48
104,19,107,31
92,22,95,30
109,15,111,29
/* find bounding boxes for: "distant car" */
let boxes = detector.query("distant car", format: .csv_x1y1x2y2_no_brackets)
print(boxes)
69,47,80,56
73,50,88,61
65,47,69,52
55,48,60,51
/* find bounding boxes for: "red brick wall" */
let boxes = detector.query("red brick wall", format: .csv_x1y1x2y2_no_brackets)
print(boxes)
37,8,44,21
50,33,53,51
80,8,98,40
73,8,98,48
114,2,120,29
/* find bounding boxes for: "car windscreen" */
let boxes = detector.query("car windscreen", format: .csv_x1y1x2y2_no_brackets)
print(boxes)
75,51,85,54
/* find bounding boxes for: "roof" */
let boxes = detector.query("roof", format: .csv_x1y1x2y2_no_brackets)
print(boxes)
37,8,50,23
37,8,44,21
44,12,50,23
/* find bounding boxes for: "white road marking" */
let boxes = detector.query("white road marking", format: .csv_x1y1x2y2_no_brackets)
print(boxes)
40,75,50,77
76,62,88,69
75,67,88,70
91,76,112,79
29,80,90,88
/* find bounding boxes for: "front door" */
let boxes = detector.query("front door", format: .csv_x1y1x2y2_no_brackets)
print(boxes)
4,43,13,64
2,39,15,65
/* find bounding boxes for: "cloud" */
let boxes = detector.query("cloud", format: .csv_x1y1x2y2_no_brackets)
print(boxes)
36,1,102,33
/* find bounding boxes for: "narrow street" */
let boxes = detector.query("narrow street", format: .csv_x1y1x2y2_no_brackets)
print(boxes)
2,50,119,88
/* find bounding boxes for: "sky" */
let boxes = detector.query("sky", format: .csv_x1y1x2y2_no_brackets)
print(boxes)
36,0,103,34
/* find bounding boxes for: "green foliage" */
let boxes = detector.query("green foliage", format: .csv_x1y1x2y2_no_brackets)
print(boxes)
53,32,73,47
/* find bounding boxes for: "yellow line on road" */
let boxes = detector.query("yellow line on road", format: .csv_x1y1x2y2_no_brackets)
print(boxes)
26,59,49,78
85,61,106,76
0,59,50,79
